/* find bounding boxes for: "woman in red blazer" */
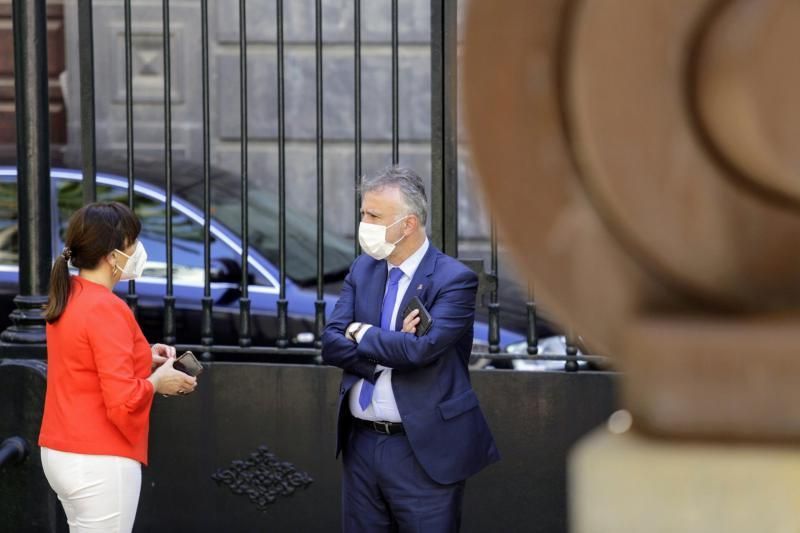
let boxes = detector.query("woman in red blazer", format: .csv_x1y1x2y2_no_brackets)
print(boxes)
39,202,197,533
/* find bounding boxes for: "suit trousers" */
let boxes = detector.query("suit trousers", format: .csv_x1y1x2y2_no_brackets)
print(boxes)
342,422,465,533
41,447,141,533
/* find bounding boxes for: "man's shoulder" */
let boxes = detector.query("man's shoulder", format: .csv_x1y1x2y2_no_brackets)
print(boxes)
350,253,381,277
431,251,478,284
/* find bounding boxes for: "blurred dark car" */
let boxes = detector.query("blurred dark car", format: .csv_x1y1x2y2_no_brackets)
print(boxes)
0,158,525,358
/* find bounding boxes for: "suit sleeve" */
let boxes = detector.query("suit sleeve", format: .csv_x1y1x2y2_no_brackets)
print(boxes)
321,260,378,381
87,298,154,445
356,268,478,370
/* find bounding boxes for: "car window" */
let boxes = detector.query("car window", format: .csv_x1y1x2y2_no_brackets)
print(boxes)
214,194,353,286
88,157,350,286
177,178,353,286
0,182,17,265
56,179,267,286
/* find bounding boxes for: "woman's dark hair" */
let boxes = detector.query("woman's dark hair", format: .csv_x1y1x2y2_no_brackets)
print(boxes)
45,202,141,323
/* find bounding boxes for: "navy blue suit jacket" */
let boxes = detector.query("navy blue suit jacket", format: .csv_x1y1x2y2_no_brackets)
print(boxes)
321,244,500,485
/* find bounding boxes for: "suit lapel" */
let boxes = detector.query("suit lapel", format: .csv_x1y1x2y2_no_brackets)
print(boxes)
364,258,388,327
394,245,438,331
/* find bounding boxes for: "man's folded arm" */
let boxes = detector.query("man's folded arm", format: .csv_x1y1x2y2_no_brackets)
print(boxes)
356,270,478,370
321,265,378,381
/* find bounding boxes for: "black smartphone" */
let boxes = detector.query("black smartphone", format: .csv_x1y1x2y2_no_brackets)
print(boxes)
173,350,204,377
402,296,433,337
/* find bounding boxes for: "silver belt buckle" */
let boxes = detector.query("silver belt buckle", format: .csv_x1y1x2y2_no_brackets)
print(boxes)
374,421,391,434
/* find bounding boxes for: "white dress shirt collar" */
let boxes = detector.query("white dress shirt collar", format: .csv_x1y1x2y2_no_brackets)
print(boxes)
389,238,429,281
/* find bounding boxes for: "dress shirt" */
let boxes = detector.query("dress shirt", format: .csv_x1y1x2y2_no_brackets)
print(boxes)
349,238,430,422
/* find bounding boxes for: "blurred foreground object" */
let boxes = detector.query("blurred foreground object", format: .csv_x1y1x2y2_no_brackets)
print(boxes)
464,2,800,530
463,0,800,441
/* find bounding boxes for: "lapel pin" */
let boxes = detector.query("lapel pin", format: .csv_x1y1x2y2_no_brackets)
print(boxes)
417,284,423,291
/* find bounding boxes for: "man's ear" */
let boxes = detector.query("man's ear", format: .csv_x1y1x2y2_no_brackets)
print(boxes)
405,215,418,234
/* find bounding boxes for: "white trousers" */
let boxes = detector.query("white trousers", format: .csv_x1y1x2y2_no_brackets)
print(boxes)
41,447,142,533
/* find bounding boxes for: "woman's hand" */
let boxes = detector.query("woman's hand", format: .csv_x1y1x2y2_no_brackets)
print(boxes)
151,343,176,369
402,309,421,334
148,358,197,397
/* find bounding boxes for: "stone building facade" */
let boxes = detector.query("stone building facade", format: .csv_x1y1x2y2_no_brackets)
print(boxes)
62,0,491,242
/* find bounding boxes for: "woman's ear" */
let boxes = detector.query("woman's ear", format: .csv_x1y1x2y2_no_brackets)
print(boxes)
105,251,118,271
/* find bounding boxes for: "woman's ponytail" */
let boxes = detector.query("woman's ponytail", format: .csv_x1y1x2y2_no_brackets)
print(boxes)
44,250,72,323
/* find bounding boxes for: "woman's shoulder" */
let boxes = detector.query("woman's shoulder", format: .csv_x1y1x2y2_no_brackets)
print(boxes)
70,277,131,316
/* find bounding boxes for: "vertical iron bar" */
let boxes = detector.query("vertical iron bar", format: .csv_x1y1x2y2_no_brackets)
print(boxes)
526,283,538,355
124,0,138,315
162,0,176,345
276,0,288,348
78,0,96,204
200,0,214,359
391,0,399,164
430,0,458,256
238,0,251,347
565,329,579,372
488,216,500,353
0,0,51,352
314,0,325,348
353,0,362,258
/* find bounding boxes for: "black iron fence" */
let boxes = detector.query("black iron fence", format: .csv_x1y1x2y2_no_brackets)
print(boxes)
0,4,619,531
4,0,601,372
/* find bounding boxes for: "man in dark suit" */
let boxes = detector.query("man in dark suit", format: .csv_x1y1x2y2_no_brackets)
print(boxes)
321,166,500,532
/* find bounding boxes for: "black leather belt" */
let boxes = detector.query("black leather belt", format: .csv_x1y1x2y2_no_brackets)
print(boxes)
355,418,405,435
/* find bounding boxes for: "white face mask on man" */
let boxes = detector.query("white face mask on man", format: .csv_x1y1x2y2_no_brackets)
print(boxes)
114,240,148,280
358,215,409,260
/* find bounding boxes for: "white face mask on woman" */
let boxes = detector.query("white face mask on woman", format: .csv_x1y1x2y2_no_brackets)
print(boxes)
114,241,148,280
358,215,409,260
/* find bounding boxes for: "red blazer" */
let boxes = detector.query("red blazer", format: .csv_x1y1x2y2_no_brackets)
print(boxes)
40,276,155,465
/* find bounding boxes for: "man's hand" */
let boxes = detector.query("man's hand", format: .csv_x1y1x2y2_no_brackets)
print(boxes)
402,308,421,334
151,343,177,369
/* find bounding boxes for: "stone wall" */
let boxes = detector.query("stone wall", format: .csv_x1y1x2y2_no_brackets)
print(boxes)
63,0,491,241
